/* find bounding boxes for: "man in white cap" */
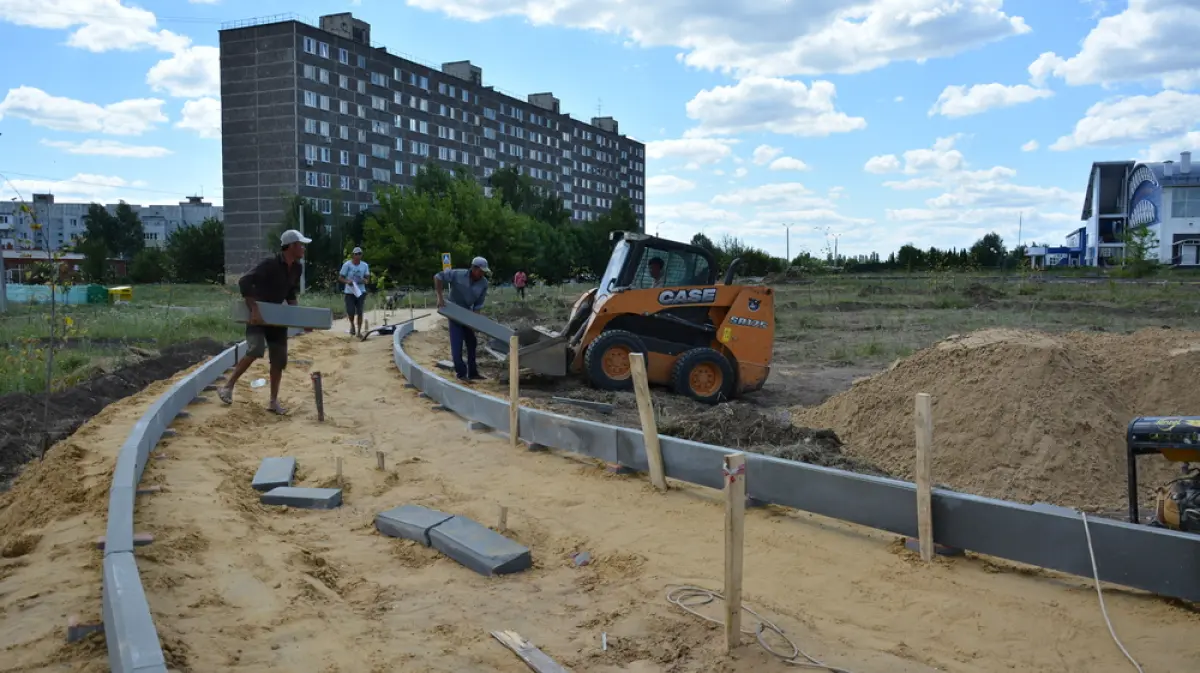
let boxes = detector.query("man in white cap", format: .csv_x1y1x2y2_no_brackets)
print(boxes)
217,228,310,415
434,256,490,382
338,246,370,336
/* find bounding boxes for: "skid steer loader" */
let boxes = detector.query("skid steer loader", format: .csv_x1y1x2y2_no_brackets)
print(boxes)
441,231,775,403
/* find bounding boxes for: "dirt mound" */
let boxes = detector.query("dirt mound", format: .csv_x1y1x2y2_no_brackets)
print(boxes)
0,338,227,489
794,327,1200,510
660,404,889,475
963,282,1005,303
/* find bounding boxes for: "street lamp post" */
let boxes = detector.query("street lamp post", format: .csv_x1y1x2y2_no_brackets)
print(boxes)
783,223,791,263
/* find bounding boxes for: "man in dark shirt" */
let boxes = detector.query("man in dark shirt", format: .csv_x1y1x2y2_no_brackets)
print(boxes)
217,228,310,414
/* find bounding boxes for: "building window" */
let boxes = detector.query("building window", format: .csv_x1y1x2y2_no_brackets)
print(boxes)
461,89,469,103
339,48,349,64
339,125,349,140
319,121,330,137
359,178,369,192
372,143,389,159
304,145,318,162
340,150,350,166
371,96,386,111
319,198,332,213
340,175,351,190
370,72,388,87
358,129,367,143
419,75,429,90
303,91,318,108
1173,187,1200,219
318,42,329,58
357,54,367,68
395,160,404,175
372,167,390,182
340,100,350,115
319,69,329,84
303,37,317,54
305,171,318,187
359,154,368,168
304,118,317,134
319,173,332,188
339,74,350,89
319,95,330,111
320,147,331,162
357,104,366,118
438,82,447,95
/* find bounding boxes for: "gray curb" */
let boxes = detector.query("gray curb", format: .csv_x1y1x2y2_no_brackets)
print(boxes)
391,324,1200,603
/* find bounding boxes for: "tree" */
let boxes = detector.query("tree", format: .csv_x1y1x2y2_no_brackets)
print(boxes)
82,202,144,259
1121,224,1160,277
969,232,1007,269
271,194,351,292
77,236,109,283
130,248,169,283
165,217,224,284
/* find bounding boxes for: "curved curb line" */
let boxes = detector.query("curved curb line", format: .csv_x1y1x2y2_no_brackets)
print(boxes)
102,339,247,673
392,323,1200,602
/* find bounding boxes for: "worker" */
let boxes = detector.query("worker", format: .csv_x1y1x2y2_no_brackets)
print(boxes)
217,228,310,415
338,246,370,336
648,257,666,288
513,268,527,300
434,256,490,382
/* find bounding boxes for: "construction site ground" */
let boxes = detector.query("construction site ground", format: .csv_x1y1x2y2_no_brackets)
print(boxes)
2,311,1198,673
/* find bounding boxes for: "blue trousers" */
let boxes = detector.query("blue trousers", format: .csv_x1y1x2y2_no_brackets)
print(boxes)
448,320,478,379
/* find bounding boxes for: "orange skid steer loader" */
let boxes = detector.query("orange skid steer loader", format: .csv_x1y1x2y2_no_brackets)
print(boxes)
442,232,776,403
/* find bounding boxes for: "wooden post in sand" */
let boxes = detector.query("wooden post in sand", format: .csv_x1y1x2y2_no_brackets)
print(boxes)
629,353,667,491
915,393,934,562
509,335,520,448
723,452,746,653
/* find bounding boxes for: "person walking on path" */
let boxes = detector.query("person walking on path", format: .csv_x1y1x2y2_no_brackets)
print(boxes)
339,246,370,336
434,256,490,382
513,269,527,300
217,229,310,415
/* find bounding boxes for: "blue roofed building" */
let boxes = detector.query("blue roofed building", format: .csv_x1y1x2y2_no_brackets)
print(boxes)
1028,151,1200,268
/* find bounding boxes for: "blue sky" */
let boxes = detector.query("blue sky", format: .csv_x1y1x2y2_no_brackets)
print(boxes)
0,0,1198,259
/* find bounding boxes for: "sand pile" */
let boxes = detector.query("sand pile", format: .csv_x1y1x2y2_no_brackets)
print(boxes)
794,327,1200,511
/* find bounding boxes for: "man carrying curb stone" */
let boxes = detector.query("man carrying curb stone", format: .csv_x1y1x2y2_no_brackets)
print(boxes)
217,228,310,415
434,256,490,382
339,246,370,336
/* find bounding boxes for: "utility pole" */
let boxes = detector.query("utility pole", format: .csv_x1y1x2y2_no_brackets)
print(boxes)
783,223,791,263
298,201,306,295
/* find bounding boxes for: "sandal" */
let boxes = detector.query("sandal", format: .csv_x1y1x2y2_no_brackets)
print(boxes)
217,386,233,405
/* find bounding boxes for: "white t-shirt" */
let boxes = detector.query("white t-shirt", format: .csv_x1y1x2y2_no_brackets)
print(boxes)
339,260,370,295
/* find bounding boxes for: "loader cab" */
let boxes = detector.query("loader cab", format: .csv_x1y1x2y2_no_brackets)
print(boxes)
598,232,718,302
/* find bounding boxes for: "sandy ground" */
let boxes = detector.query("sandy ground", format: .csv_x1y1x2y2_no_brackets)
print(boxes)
4,313,1200,672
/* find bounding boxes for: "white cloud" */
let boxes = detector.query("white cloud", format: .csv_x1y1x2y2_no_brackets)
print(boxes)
176,97,221,139
684,77,866,137
1050,90,1200,151
406,0,1029,79
1021,140,1039,152
751,144,783,165
1027,0,1200,90
147,45,219,98
645,138,736,168
0,86,166,135
0,172,144,203
1143,132,1200,162
894,96,905,103
864,154,902,174
768,157,811,171
733,167,748,178
646,174,696,196
712,183,833,209
929,83,1053,118
39,138,173,158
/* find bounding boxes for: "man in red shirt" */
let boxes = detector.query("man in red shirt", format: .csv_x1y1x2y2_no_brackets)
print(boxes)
513,269,527,299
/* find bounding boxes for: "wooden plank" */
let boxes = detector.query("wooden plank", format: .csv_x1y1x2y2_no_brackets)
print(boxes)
915,392,934,562
723,452,747,653
629,352,668,491
509,335,520,448
490,630,572,673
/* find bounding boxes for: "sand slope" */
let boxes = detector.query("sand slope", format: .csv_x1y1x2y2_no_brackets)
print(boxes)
795,327,1200,511
121,317,1198,672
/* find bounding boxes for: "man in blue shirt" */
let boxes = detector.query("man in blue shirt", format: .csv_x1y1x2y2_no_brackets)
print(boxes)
338,246,370,336
434,256,490,381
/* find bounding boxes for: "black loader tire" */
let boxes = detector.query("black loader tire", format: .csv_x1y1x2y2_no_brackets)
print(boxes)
584,330,647,391
671,347,735,404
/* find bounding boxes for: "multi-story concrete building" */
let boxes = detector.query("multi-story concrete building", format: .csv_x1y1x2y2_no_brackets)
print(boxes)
0,194,222,252
1026,150,1200,268
217,12,646,277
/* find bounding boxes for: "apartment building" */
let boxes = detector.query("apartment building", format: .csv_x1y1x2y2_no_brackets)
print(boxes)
0,194,222,252
218,12,646,277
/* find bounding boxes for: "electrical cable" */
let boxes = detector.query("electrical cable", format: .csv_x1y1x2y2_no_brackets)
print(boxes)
1081,513,1145,673
665,585,855,672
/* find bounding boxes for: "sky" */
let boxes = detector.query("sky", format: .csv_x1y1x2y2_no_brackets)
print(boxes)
0,0,1198,260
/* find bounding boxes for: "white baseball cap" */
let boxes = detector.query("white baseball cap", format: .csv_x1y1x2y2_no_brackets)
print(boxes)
281,229,312,245
352,246,363,254
471,256,490,272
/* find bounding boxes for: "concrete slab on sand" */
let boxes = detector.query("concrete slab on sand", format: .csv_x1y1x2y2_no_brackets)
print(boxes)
429,515,532,576
261,487,343,510
375,504,455,546
251,457,297,492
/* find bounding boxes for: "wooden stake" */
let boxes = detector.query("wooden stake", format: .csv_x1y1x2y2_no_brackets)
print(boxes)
509,335,520,448
336,456,343,484
311,371,325,422
490,630,570,673
723,452,746,653
497,505,508,532
375,450,385,471
628,352,667,491
915,392,934,562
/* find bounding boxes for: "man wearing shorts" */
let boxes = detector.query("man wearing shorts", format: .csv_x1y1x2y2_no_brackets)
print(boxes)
217,228,309,415
339,246,370,335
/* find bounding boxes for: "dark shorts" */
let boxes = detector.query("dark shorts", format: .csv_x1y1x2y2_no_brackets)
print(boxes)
344,293,366,317
246,325,287,368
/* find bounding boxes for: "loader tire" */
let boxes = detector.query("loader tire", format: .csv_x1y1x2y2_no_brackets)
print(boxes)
584,330,646,391
672,347,734,404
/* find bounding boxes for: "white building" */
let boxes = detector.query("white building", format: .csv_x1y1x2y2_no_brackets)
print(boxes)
0,194,223,252
1071,151,1200,267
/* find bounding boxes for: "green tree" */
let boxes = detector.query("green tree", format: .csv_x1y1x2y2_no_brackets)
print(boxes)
77,236,109,283
969,232,1007,269
271,193,352,292
1120,224,1160,277
129,247,169,283
82,202,144,259
165,217,224,284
